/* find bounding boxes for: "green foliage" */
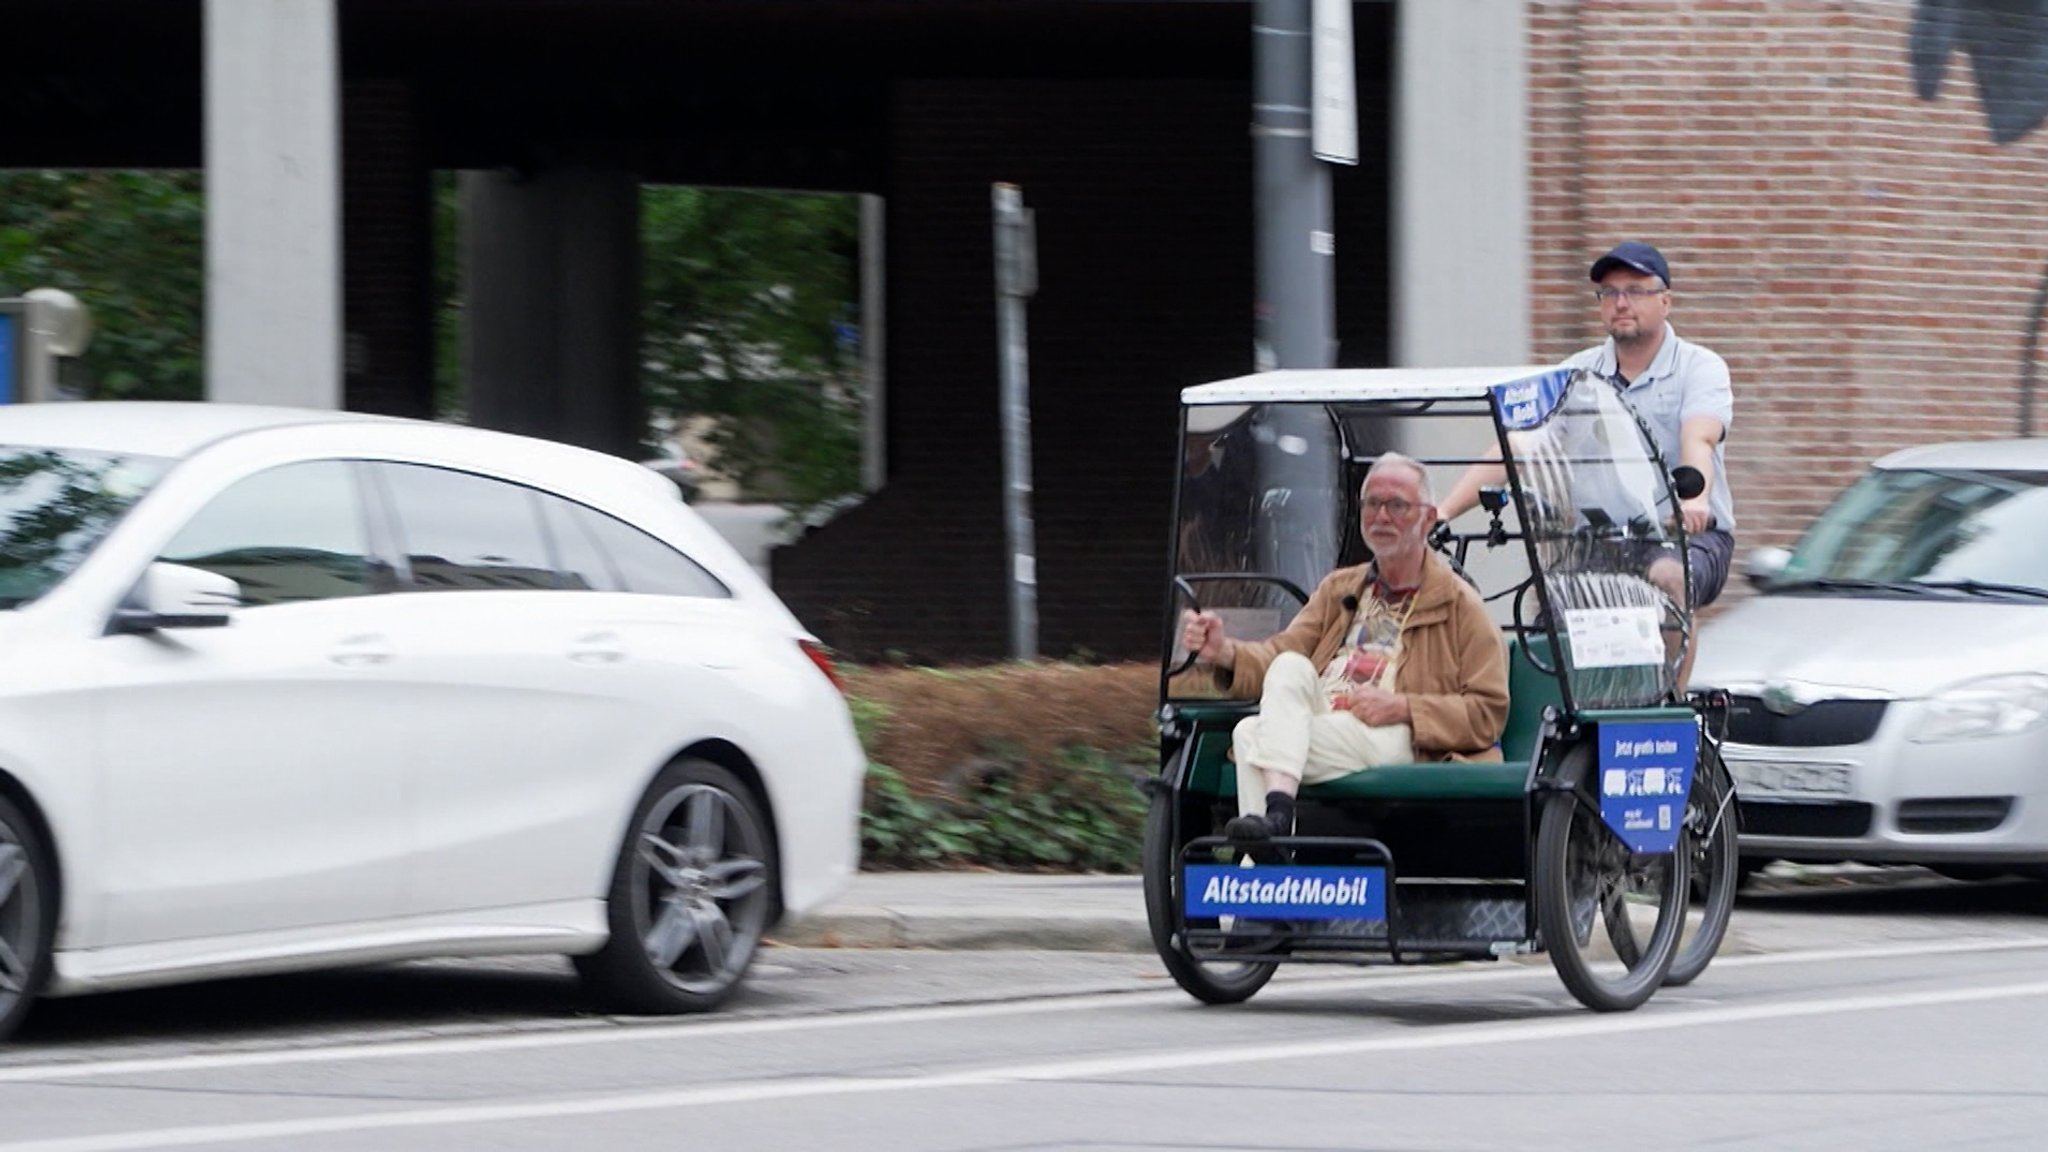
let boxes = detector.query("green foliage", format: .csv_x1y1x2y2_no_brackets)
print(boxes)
0,170,205,400
860,747,1152,873
0,171,865,518
640,186,864,511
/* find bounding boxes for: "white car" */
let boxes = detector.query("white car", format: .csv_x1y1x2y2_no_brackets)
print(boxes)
1693,439,2048,882
0,402,864,1040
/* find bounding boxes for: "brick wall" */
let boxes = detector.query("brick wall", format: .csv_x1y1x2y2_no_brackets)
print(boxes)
342,78,436,420
1529,0,2048,567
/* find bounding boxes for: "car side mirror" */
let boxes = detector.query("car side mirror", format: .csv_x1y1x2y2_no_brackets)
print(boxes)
109,562,240,635
1744,546,1792,589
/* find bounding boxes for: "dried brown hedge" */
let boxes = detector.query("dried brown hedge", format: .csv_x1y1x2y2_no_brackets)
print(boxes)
842,662,1159,790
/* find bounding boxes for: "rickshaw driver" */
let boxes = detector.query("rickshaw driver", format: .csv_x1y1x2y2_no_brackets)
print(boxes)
1436,241,1735,689
1179,453,1511,840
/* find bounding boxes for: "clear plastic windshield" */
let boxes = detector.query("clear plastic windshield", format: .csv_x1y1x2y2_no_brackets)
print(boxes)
1500,370,1689,708
1166,402,1344,697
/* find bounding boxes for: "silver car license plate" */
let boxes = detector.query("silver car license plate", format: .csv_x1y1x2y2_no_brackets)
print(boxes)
1729,758,1853,799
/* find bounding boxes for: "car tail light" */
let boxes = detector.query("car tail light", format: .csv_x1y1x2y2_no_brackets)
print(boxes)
799,638,844,693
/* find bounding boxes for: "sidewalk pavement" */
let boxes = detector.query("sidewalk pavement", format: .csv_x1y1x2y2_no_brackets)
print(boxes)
770,865,2004,956
773,872,1153,952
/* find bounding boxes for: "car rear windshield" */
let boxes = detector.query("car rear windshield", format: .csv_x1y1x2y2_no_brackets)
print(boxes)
0,446,171,607
1777,466,2048,596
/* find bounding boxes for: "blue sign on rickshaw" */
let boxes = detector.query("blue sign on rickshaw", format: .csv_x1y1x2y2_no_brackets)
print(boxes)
1597,720,1698,854
1185,864,1388,922
1489,368,1574,431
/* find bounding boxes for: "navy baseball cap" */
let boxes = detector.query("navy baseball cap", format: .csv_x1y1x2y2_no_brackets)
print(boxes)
1589,241,1670,287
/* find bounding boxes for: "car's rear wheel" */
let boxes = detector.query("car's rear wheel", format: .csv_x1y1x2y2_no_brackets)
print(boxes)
0,795,53,1043
577,758,776,1014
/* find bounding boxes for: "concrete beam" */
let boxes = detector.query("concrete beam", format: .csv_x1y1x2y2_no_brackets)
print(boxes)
1392,0,1529,367
204,0,342,408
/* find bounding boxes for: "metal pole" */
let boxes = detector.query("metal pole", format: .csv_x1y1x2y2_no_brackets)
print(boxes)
1253,0,1335,372
1252,1,1342,592
992,183,1039,661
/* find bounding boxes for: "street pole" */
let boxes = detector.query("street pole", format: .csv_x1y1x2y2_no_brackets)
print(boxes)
1251,0,1345,592
1253,0,1337,372
992,183,1039,661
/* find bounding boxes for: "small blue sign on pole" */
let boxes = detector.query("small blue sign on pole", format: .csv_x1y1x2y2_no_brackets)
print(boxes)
1597,719,1698,854
0,311,16,405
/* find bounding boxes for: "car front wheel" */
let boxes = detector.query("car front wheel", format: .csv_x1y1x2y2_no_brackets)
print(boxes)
0,794,53,1043
576,758,776,1014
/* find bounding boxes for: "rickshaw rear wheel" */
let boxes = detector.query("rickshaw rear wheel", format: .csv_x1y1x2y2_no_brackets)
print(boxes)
1605,741,1739,987
1142,793,1277,1005
1534,743,1688,1012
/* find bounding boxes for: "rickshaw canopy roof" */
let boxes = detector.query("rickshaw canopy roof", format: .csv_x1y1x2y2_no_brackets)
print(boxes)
1180,366,1560,407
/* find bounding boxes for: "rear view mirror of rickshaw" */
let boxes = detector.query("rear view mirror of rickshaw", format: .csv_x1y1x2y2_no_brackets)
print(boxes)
1147,366,1740,1015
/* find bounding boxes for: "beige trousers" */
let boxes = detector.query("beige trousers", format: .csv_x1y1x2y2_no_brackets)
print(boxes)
1231,651,1415,815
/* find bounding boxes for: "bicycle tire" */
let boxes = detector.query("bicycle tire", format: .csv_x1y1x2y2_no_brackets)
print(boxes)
1535,743,1688,1012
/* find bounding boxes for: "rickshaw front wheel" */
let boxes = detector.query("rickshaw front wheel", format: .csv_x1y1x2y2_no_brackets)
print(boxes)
1534,743,1688,1012
1142,793,1278,1005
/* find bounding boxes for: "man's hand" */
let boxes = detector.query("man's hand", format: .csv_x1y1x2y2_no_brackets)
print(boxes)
1179,609,1235,669
1345,684,1410,727
1679,495,1713,536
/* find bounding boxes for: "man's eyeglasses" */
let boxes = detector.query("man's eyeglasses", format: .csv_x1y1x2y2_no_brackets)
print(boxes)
1362,497,1419,519
1593,286,1668,304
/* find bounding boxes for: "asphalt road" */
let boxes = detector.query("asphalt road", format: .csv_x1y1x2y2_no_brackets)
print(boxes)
6,879,2048,1151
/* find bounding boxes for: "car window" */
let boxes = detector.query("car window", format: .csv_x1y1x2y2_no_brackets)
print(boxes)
161,461,376,608
534,492,622,593
0,447,171,608
572,503,730,598
374,463,559,592
1782,467,2048,594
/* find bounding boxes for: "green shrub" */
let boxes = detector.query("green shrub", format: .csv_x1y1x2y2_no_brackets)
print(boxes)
859,746,1151,872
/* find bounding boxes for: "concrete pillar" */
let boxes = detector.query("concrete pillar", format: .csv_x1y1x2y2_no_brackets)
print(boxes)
461,169,642,459
204,0,342,408
1392,0,1529,367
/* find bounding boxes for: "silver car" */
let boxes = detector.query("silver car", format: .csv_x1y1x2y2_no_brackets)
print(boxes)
1693,439,2048,882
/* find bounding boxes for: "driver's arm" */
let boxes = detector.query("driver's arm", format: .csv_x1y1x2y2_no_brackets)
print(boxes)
1437,447,1508,522
1677,413,1724,532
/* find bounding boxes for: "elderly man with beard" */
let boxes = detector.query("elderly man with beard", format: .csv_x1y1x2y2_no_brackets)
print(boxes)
1179,453,1510,841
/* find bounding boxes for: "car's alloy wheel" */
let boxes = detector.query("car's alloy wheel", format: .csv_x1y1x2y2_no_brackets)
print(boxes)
577,759,775,1014
0,795,52,1043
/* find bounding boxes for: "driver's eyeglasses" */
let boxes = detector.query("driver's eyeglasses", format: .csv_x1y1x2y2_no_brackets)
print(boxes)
1362,497,1417,519
1593,286,1668,304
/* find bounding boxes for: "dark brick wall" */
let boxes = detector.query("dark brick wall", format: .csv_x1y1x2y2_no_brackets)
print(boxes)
342,77,437,419
775,52,1394,663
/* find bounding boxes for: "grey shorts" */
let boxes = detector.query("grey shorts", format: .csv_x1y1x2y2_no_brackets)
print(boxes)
1685,528,1735,608
1612,528,1735,609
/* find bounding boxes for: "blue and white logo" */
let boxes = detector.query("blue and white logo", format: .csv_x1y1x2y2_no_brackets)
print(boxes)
1184,865,1387,922
1596,720,1698,854
1490,368,1574,431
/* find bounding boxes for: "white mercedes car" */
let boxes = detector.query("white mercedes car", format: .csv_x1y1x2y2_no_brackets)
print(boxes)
1693,439,2048,883
0,402,865,1040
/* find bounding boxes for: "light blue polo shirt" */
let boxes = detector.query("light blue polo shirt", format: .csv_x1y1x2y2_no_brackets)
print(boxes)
1562,323,1736,531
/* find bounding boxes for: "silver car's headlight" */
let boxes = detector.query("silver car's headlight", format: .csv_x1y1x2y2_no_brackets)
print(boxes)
1913,673,2048,743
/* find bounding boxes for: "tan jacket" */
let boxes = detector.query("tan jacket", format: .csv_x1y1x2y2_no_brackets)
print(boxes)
1221,552,1509,761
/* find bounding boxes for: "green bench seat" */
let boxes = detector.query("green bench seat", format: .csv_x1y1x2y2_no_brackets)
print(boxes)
1178,637,1565,803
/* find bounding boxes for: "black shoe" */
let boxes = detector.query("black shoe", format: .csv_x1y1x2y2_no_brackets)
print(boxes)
1224,813,1276,842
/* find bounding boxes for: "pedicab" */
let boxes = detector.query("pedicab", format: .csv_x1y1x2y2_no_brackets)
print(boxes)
1144,366,1739,1013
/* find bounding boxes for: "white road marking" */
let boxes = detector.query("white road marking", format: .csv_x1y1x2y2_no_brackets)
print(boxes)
1,934,2044,1087
9,972,2048,1152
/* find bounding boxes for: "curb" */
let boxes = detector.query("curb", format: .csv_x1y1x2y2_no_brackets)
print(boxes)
772,906,1754,960
771,907,1154,953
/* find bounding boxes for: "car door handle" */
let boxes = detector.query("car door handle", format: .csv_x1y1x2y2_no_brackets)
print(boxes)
329,634,393,667
570,631,625,665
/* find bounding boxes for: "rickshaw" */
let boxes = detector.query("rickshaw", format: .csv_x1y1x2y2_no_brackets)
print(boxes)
1145,365,1739,1013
